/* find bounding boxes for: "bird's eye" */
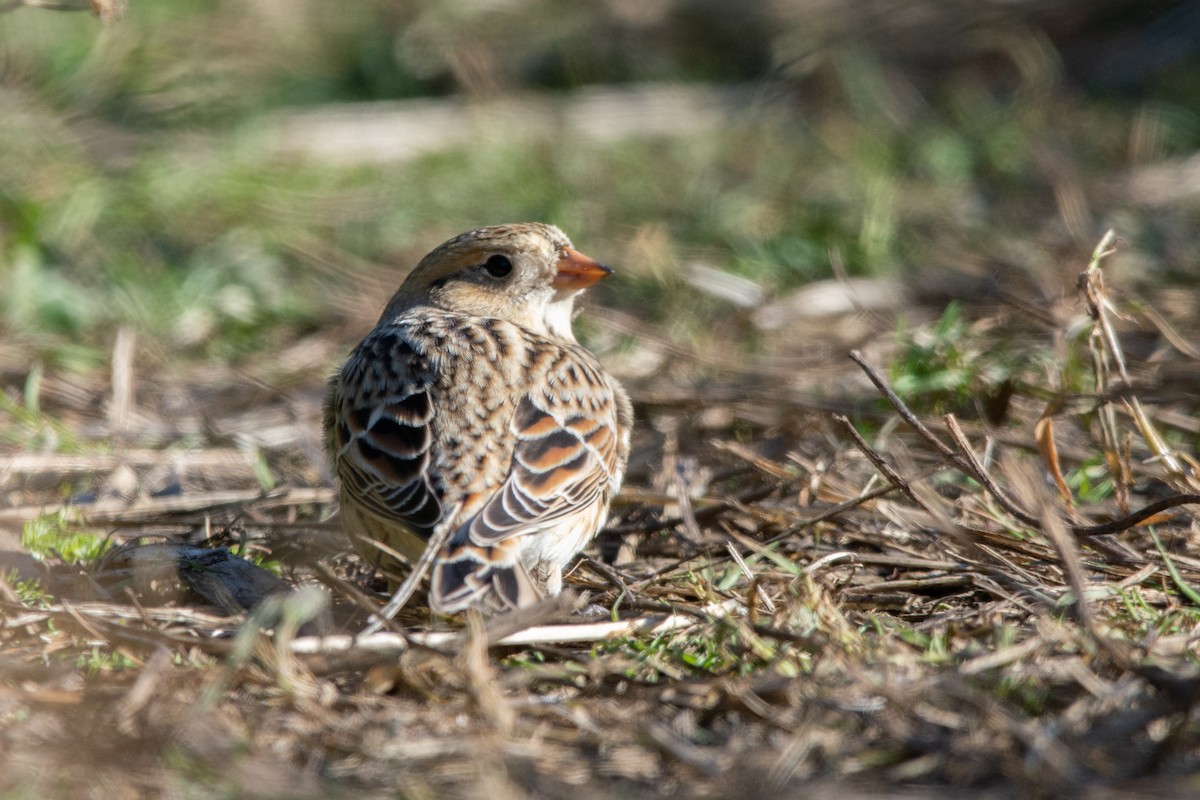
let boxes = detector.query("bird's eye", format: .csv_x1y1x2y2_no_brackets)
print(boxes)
483,254,513,279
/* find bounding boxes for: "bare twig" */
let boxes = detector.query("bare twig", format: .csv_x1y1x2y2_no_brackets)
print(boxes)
832,414,921,507
290,598,743,654
358,518,454,633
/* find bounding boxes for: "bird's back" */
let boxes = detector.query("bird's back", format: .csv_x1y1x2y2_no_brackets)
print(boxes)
327,305,628,601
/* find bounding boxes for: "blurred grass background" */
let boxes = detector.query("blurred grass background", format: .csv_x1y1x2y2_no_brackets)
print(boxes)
1,0,1198,384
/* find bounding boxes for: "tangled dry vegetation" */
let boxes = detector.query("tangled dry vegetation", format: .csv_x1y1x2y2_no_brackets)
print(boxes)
2,234,1200,799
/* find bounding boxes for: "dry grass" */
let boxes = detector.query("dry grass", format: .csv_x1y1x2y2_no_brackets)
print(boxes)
2,235,1200,799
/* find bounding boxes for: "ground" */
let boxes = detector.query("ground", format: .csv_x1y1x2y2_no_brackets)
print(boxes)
2,2,1200,798
4,235,1200,798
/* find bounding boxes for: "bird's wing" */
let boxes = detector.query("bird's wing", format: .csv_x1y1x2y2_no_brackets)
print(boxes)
463,350,623,546
326,328,442,533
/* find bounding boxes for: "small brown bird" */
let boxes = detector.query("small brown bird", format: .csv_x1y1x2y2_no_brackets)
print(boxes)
324,223,632,621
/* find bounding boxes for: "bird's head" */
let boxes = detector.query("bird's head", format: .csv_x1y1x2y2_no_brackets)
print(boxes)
381,222,612,342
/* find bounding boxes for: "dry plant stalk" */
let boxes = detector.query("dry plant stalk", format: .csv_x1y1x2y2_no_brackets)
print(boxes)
1080,230,1134,510
1077,230,1199,496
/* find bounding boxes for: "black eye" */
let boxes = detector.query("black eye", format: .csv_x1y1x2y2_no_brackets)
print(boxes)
483,254,513,279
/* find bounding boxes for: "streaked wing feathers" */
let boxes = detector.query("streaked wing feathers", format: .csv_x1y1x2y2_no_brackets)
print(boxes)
431,538,540,613
329,331,442,533
466,358,620,546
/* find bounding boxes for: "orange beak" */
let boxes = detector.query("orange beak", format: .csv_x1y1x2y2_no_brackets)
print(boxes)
553,247,613,291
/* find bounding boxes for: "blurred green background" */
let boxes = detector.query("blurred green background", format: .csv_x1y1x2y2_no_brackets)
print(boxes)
1,0,1198,382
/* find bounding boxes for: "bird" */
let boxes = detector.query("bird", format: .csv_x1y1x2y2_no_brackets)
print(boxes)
323,223,632,622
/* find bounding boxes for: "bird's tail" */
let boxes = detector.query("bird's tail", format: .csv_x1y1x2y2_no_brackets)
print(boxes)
430,538,541,613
